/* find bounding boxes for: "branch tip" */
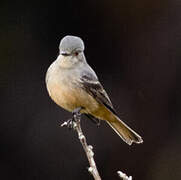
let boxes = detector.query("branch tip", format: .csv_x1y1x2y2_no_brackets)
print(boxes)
61,121,68,127
117,171,132,180
88,167,94,173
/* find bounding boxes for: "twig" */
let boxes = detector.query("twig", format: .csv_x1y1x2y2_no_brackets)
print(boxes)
61,114,101,180
117,171,132,180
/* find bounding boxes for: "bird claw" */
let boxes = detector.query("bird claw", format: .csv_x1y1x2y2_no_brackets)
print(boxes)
67,118,74,129
60,107,83,129
60,118,74,129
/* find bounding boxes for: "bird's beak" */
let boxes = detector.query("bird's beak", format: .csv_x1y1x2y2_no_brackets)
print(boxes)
60,51,70,56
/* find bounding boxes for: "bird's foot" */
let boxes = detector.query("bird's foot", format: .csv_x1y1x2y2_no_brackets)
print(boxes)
61,107,83,129
72,107,82,121
60,118,74,129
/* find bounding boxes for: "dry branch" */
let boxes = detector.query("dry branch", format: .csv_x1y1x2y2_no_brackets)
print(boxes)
61,113,101,180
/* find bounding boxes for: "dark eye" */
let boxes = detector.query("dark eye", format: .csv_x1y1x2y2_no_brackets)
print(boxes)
74,52,79,56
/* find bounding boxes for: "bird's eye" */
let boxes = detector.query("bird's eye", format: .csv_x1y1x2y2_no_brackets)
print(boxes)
74,52,79,56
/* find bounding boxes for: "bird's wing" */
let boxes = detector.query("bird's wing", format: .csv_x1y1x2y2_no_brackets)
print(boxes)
79,73,117,115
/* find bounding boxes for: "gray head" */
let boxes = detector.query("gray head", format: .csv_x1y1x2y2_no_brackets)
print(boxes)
59,35,85,55
57,36,86,68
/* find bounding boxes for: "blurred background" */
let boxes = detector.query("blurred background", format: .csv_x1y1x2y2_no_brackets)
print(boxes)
0,0,179,179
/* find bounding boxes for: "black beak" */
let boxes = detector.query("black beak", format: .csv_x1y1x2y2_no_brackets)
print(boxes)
60,51,70,56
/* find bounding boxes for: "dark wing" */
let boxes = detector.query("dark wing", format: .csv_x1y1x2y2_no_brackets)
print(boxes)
80,74,117,116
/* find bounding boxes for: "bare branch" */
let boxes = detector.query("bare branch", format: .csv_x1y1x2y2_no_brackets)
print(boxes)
61,114,101,180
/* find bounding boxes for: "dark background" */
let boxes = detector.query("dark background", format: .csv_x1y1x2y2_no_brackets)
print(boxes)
0,0,179,179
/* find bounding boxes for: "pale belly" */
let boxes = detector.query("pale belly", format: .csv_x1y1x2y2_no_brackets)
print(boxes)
46,79,100,114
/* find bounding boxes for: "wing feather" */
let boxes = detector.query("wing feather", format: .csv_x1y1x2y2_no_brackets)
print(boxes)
80,74,117,116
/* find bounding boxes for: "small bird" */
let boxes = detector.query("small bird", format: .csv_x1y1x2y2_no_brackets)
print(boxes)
46,35,143,145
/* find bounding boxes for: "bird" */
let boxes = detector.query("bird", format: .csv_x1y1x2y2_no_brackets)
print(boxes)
46,35,143,145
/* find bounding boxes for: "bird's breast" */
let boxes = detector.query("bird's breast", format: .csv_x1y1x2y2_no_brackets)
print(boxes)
46,64,99,113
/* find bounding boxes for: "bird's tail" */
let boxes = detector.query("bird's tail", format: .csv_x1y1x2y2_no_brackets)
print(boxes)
107,116,143,145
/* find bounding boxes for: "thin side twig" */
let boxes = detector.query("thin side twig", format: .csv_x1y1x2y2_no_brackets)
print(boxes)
61,114,101,180
117,171,132,180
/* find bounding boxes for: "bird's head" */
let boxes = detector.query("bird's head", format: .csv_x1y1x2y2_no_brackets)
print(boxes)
57,35,86,68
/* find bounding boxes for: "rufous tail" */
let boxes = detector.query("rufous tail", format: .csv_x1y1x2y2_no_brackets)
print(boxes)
107,116,143,145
